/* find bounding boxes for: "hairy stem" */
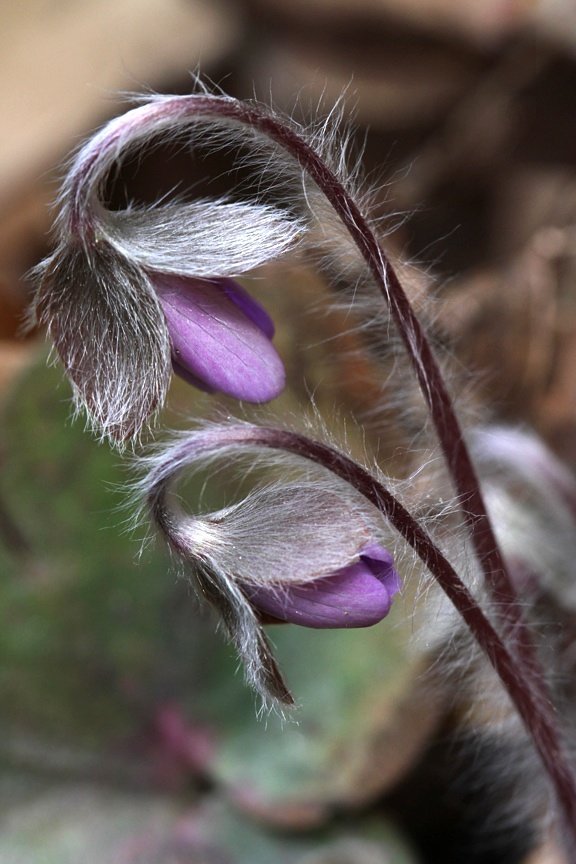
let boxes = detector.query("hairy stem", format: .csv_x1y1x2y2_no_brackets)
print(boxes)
223,98,514,609
150,424,576,850
68,93,576,844
184,97,576,830
181,97,573,822
77,94,528,658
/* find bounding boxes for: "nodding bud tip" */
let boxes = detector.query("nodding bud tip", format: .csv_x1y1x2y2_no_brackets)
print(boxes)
153,274,285,402
143,447,403,702
244,542,401,629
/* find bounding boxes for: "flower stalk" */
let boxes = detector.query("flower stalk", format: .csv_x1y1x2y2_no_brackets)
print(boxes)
131,96,572,835
32,89,576,851
82,94,563,814
30,97,302,441
148,422,576,850
59,91,525,636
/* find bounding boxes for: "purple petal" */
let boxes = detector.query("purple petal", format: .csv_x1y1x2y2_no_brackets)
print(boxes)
360,542,402,598
221,278,275,340
245,545,401,629
152,275,285,402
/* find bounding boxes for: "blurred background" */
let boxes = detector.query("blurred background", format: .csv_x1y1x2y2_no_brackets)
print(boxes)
1,1,576,862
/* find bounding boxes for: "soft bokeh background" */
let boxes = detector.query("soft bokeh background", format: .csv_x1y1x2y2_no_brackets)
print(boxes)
1,2,576,862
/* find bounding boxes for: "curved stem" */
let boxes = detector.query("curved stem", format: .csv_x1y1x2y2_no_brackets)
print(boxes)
147,424,576,851
178,96,572,814
220,98,514,608
62,97,542,619
62,95,534,618
68,92,576,846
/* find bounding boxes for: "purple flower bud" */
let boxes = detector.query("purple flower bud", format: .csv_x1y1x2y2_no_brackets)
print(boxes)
244,542,400,628
153,274,285,402
31,96,304,442
141,436,405,705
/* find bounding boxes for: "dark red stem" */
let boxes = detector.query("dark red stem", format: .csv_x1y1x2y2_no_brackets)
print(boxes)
148,424,576,849
221,97,513,609
74,92,576,848
181,97,576,849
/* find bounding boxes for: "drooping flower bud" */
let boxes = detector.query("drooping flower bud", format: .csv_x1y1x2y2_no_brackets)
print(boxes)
139,432,401,707
31,97,303,443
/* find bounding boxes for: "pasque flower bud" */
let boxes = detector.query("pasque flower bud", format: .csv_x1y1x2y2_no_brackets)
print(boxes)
140,431,401,706
155,482,400,631
31,98,302,443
